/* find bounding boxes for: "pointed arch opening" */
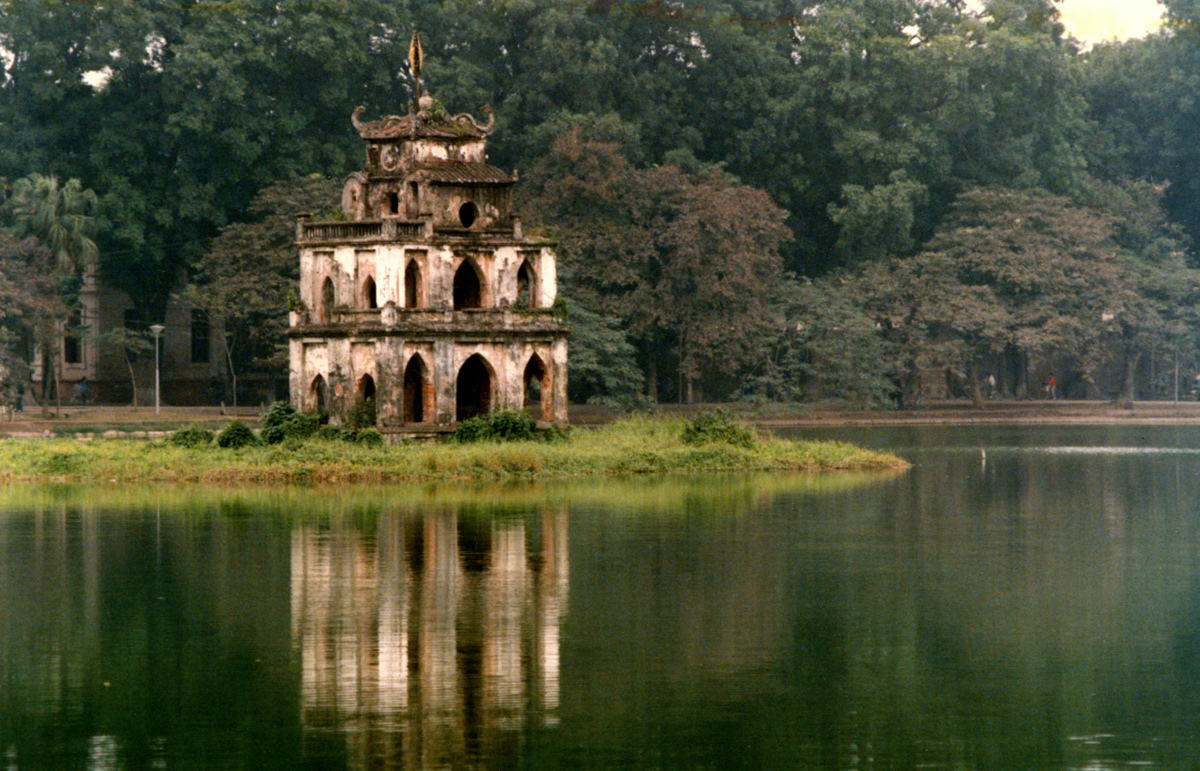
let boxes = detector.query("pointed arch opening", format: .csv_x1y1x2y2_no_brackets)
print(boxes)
403,355,429,423
361,276,377,309
405,259,423,308
311,374,327,413
456,354,493,422
523,354,550,421
358,373,376,402
516,260,535,309
453,260,483,310
320,277,335,322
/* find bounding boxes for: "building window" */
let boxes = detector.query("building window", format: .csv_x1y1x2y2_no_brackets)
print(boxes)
191,310,210,363
63,309,82,365
459,201,477,228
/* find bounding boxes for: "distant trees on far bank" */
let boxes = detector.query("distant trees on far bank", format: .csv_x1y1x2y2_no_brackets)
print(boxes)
3,0,1200,406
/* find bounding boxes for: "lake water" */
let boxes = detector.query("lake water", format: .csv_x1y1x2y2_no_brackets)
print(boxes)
3,425,1200,770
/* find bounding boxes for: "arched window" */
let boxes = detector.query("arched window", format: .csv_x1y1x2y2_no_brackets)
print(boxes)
403,355,428,423
516,260,535,309
320,277,335,322
311,375,327,413
456,354,492,422
405,260,422,308
361,276,377,309
524,354,549,421
453,260,483,310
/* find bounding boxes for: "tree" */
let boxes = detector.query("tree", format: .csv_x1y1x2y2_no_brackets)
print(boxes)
561,298,644,407
857,187,1135,405
187,175,341,407
523,133,789,403
2,173,99,414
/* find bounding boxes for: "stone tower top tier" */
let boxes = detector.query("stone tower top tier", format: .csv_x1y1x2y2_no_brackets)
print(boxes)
343,96,516,230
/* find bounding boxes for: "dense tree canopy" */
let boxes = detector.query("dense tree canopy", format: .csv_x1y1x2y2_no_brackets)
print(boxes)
1,0,1197,406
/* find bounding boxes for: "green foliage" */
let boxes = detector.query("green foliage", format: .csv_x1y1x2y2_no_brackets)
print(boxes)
216,421,259,449
523,133,789,401
261,401,321,444
170,425,214,448
3,0,1194,408
346,398,376,431
453,410,540,443
355,428,385,447
754,276,900,409
681,410,756,450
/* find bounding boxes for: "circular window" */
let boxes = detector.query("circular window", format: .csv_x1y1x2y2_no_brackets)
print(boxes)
459,202,478,228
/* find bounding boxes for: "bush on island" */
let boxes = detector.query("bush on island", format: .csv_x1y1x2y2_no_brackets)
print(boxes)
170,425,215,448
682,410,756,449
346,397,376,430
453,409,541,443
356,427,385,446
261,400,321,444
217,420,260,448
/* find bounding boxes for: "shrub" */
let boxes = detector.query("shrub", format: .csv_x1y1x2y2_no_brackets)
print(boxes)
217,420,260,448
452,410,539,443
347,398,376,430
288,411,321,439
261,423,287,445
356,428,385,447
171,425,214,448
262,400,296,430
315,425,345,441
541,424,571,443
489,409,537,441
681,410,756,449
262,401,321,444
452,415,493,443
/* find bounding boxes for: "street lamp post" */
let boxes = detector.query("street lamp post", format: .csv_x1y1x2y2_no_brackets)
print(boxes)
150,324,164,415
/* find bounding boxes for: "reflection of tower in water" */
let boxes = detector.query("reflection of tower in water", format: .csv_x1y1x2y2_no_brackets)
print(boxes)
290,509,569,770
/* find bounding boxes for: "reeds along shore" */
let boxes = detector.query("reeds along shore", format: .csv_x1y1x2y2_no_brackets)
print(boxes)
0,416,907,485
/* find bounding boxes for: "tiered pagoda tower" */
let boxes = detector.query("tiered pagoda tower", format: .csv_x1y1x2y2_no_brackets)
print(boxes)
288,54,568,436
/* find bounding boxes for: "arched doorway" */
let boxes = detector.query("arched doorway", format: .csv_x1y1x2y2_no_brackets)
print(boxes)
523,354,548,420
361,276,377,309
311,375,327,413
357,373,376,402
403,355,428,423
453,260,482,310
517,260,535,308
355,373,377,427
456,354,492,422
405,260,422,308
320,277,335,322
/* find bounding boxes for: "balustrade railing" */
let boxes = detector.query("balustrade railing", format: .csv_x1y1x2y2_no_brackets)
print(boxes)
297,217,517,244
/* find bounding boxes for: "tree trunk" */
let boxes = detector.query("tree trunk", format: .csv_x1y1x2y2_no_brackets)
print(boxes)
124,352,139,407
646,356,658,403
969,362,984,409
222,336,239,408
1118,348,1140,409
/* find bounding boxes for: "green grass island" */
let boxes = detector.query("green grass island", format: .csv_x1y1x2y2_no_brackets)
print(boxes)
0,410,906,486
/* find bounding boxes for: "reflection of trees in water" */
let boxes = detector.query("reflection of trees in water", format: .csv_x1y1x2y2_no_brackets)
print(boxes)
290,508,569,770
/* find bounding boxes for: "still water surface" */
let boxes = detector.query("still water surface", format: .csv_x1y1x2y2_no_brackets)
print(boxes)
3,425,1200,769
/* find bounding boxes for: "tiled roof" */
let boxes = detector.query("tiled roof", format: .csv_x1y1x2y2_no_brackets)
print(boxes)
416,161,514,185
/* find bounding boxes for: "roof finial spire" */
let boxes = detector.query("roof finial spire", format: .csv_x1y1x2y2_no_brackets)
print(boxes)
409,31,424,107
